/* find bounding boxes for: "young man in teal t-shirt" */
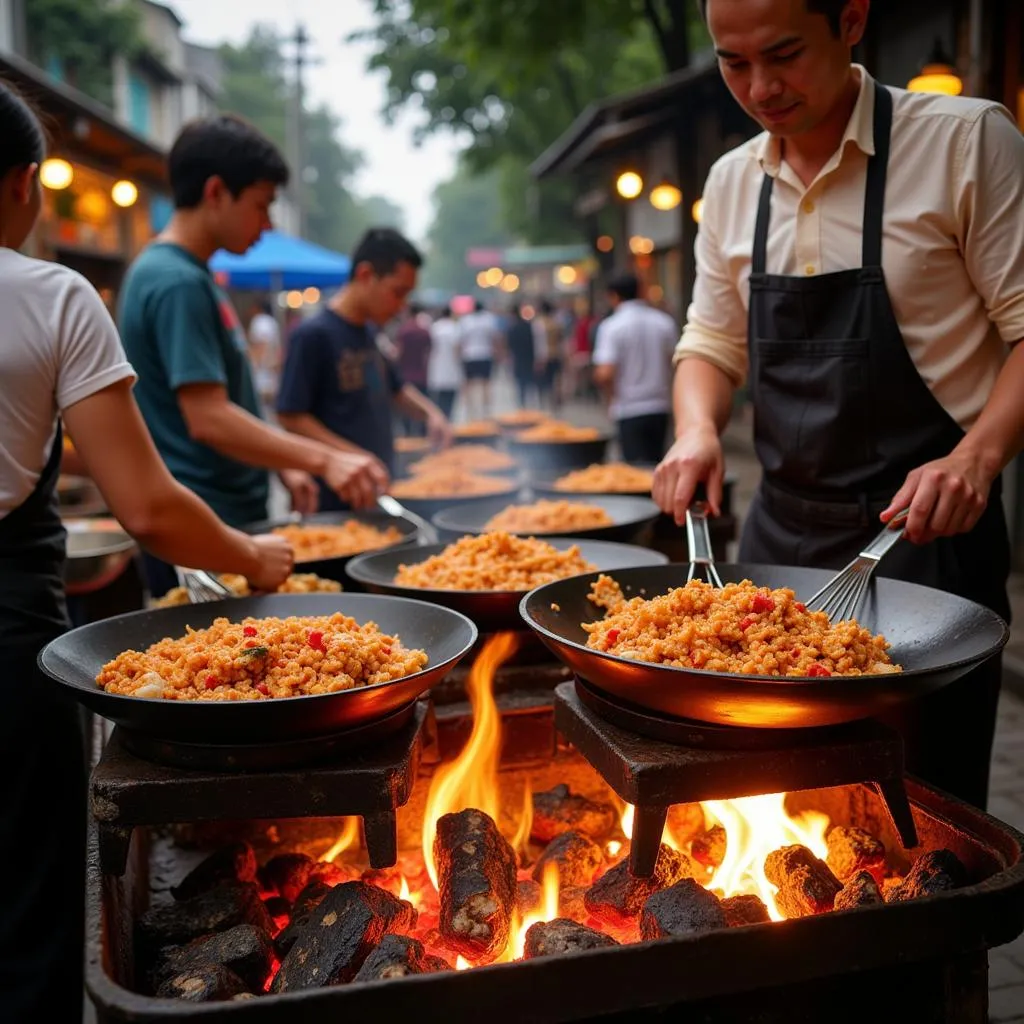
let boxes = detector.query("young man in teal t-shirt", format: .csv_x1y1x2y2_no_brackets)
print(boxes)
119,114,387,595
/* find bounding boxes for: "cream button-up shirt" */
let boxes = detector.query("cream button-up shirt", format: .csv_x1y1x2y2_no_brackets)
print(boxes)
674,66,1024,430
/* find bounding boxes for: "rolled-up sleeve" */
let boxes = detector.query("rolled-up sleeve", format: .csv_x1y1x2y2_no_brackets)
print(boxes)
673,165,749,385
957,106,1024,345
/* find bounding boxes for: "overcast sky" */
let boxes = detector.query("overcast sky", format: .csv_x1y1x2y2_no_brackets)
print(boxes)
171,0,463,243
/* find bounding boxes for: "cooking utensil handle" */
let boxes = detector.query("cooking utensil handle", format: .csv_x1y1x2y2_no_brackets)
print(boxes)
378,495,438,544
861,508,909,562
685,504,716,566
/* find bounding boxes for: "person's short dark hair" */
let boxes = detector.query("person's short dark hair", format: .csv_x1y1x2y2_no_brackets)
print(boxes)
168,114,289,209
607,273,640,302
0,80,46,178
539,300,554,315
351,227,423,277
474,299,485,312
442,304,452,318
408,302,423,317
698,0,847,34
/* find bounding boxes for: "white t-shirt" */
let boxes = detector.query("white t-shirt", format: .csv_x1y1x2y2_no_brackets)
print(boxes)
592,300,678,420
459,310,499,362
248,311,281,395
427,317,463,390
0,249,136,518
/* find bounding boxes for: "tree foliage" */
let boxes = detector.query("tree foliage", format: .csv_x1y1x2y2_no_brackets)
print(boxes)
25,0,144,107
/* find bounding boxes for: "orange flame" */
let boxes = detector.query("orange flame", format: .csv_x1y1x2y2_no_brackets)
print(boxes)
703,793,829,920
619,803,683,852
422,632,520,888
513,860,560,959
510,779,534,866
455,956,471,971
322,816,360,863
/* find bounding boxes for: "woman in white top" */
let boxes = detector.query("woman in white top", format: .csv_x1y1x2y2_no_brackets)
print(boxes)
0,83,293,1022
427,304,463,420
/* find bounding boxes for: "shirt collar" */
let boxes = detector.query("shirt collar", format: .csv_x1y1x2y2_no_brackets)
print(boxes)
754,64,875,177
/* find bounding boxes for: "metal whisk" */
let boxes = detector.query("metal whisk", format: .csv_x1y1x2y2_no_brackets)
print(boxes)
806,509,909,622
685,504,724,588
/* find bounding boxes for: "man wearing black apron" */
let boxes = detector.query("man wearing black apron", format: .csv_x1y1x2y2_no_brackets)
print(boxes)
655,0,1024,810
0,426,88,1021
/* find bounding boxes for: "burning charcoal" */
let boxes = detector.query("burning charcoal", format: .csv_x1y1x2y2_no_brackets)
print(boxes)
361,865,404,897
353,934,451,982
436,808,518,965
272,882,417,992
138,882,275,953
171,842,258,901
885,849,968,903
881,875,905,901
523,918,619,959
826,827,887,884
151,924,274,994
313,860,351,888
558,886,589,924
640,879,728,940
763,846,841,919
720,894,770,927
532,830,604,888
690,825,727,872
273,879,332,958
834,871,884,912
531,785,618,843
263,896,290,921
584,844,695,926
154,964,249,1002
517,879,542,916
259,853,316,903
666,803,706,845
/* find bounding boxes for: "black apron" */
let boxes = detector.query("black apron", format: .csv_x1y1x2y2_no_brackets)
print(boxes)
0,424,88,1022
738,85,1010,809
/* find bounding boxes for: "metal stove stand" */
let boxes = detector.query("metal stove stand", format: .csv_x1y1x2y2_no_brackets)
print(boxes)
90,700,430,876
555,679,918,877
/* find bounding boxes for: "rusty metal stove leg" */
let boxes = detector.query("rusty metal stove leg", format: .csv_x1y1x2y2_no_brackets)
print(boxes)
872,777,919,848
362,809,398,869
629,804,669,878
97,823,134,876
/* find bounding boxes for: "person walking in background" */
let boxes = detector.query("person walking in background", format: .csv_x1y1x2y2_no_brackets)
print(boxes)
277,228,451,511
592,272,677,464
458,299,501,419
247,298,282,413
394,304,432,436
427,304,463,419
505,303,537,409
534,300,564,412
118,115,386,597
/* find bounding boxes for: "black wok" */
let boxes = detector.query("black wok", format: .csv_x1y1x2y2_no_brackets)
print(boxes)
38,593,477,746
520,563,1009,729
528,464,657,497
431,494,661,546
345,539,669,634
241,509,423,586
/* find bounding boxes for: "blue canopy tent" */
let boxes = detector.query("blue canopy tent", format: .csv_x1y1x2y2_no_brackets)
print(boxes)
209,230,351,291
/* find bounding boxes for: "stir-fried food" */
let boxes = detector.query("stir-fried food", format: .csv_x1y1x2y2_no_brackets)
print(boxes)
97,612,428,700
408,444,516,475
272,521,404,561
390,470,515,499
555,463,655,494
453,420,500,438
153,573,341,608
515,421,601,442
484,499,613,534
394,532,595,591
584,576,900,677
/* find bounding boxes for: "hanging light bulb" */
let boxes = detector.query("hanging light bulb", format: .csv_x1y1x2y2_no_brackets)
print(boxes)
615,170,644,200
39,158,74,190
907,39,962,95
649,180,682,211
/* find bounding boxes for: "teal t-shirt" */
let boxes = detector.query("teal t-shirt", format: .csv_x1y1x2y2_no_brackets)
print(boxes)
117,242,269,527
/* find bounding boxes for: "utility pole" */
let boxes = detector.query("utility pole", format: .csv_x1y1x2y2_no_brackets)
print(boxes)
283,23,316,239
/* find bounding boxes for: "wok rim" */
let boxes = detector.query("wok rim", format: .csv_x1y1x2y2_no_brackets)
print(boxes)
519,563,1011,687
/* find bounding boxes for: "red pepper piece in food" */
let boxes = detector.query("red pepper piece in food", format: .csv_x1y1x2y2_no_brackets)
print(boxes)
205,675,218,689
308,630,326,652
243,625,258,637
739,615,756,631
256,682,270,696
607,628,620,645
752,594,776,614
794,602,806,613
807,664,832,678
381,646,392,656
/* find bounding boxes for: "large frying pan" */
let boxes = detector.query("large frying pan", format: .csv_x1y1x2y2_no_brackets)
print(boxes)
345,539,669,634
431,494,661,546
241,509,423,586
38,594,477,746
520,563,1009,729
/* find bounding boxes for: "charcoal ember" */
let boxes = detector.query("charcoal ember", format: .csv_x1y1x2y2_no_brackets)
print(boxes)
826,826,887,883
263,896,290,921
435,808,518,964
138,883,275,952
640,879,728,940
885,849,968,903
155,964,249,1002
274,879,332,958
361,865,404,898
272,882,416,992
259,853,316,903
353,934,451,982
584,844,695,926
313,861,351,888
667,803,707,845
881,875,905,901
171,842,258,901
517,879,542,916
523,918,619,959
690,825,727,871
532,830,604,888
151,924,274,994
531,785,618,843
763,845,841,919
720,894,771,927
558,885,589,923
834,871,884,911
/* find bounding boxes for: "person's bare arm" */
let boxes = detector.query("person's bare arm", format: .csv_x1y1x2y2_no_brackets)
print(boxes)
393,384,452,448
62,381,293,590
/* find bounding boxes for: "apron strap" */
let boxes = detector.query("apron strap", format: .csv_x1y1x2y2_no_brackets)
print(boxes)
751,173,774,276
862,84,893,268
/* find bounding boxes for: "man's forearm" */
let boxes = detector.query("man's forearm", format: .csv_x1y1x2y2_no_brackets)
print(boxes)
673,358,737,438
956,339,1024,478
277,411,369,456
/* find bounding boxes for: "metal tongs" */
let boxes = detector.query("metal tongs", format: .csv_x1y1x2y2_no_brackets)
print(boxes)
181,568,234,604
685,503,724,588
